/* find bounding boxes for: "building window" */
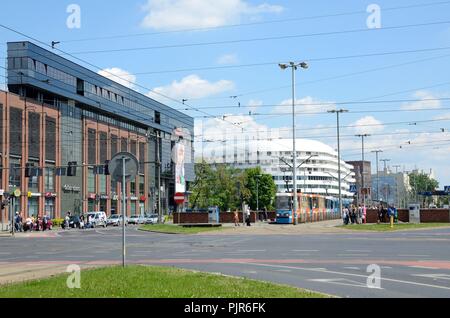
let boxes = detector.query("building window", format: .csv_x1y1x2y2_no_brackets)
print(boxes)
99,174,106,194
28,198,39,217
139,176,145,196
9,162,21,189
88,168,95,193
45,167,55,192
45,198,55,218
130,180,136,195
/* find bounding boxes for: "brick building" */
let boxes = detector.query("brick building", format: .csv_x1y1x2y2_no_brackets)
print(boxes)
0,41,194,222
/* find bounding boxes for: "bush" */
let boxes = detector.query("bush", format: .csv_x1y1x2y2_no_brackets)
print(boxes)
52,218,64,227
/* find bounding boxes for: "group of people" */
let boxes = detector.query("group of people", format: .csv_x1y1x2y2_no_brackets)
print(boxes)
377,204,398,223
342,205,367,225
233,206,254,227
13,212,52,232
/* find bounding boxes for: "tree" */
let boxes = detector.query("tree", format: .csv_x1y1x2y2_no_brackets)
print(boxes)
190,163,248,211
408,172,439,207
244,167,277,211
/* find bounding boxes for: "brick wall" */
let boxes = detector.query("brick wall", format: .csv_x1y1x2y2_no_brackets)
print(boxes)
366,209,449,223
173,213,209,224
420,209,450,223
220,212,256,223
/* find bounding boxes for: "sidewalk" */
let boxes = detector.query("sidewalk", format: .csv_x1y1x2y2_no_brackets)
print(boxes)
204,219,347,235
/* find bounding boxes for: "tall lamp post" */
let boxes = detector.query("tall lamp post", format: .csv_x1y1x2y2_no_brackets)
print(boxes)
355,134,371,207
371,150,383,203
328,109,348,217
279,61,308,225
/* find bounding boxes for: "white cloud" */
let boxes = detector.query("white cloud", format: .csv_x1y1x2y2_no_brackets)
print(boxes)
148,74,234,100
433,112,450,120
272,96,336,115
217,53,239,65
140,0,283,30
98,67,136,89
351,116,384,135
401,90,441,110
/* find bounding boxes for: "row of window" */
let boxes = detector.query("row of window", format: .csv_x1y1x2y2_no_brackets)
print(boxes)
8,57,77,87
83,81,156,123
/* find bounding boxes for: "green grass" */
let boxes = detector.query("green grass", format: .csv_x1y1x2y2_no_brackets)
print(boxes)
139,224,224,234
337,222,450,232
0,265,328,298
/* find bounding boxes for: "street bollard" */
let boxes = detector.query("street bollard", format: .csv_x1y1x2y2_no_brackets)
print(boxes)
390,215,394,228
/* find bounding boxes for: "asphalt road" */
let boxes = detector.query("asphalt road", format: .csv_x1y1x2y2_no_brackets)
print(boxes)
1,225,450,298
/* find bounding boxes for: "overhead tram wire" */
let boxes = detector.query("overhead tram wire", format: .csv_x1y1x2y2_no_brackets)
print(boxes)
190,52,450,101
66,20,450,55
176,97,450,112
110,45,450,77
56,0,450,44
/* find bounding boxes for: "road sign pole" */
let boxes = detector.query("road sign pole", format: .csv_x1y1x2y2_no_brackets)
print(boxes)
122,156,126,268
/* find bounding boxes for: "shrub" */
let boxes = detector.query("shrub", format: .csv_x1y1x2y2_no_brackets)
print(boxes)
52,218,64,227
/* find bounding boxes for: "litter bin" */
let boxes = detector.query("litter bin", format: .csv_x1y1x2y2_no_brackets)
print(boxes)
408,204,420,224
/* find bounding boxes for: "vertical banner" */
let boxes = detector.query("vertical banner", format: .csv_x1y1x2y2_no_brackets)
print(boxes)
172,139,186,194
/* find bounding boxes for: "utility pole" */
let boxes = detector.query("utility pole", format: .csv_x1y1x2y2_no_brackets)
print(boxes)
156,131,162,224
328,109,348,217
371,150,383,203
355,134,370,207
380,159,391,174
393,165,401,208
279,61,308,225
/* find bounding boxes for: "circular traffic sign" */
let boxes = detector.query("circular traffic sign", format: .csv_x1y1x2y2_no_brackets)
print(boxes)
109,152,139,183
14,189,21,197
174,192,185,205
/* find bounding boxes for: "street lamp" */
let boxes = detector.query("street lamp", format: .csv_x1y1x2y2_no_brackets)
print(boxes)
355,134,371,207
328,109,348,217
371,150,383,203
279,61,308,225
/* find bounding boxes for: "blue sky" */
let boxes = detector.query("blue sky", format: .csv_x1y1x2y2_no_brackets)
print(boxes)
1,0,450,185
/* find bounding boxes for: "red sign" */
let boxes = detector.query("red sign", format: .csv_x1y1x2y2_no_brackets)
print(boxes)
139,195,146,202
174,192,185,205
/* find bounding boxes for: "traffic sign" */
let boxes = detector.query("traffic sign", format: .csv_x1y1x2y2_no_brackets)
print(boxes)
444,186,450,193
109,152,139,183
174,192,185,205
349,185,357,193
13,189,21,197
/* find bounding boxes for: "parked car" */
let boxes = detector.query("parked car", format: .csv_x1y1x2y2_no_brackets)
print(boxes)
106,214,127,227
85,211,107,228
128,214,146,225
144,213,159,224
69,215,82,229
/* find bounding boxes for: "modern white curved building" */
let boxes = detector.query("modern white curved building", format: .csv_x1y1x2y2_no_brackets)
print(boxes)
202,138,355,198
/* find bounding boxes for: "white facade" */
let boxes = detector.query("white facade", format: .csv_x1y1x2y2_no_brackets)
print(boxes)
202,139,355,198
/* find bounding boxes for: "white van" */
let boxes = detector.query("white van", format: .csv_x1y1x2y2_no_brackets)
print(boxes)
85,211,107,228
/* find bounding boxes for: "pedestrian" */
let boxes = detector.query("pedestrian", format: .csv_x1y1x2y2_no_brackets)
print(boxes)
377,205,382,224
233,209,240,227
381,205,387,223
263,207,268,221
343,207,349,225
245,206,251,227
350,205,356,224
64,212,70,230
14,212,23,232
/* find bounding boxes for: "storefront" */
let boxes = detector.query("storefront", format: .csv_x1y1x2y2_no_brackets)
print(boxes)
27,193,41,217
87,193,96,211
44,193,57,218
139,195,146,215
99,195,108,213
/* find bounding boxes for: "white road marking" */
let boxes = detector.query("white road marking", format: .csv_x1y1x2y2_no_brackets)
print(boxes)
243,262,450,291
412,274,450,281
243,271,258,274
344,267,361,270
338,254,369,257
381,266,393,269
409,266,439,270
274,269,292,273
346,250,371,253
398,255,430,257
309,278,381,289
292,250,319,252
237,250,266,252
